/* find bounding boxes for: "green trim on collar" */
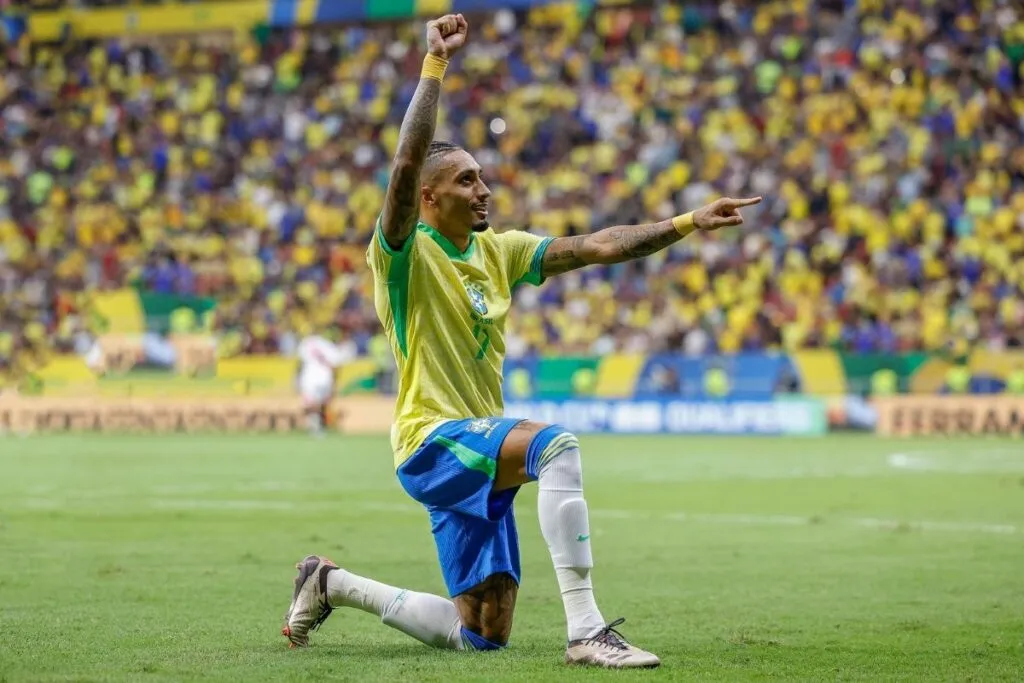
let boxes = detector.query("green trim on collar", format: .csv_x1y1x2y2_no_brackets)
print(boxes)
418,222,476,261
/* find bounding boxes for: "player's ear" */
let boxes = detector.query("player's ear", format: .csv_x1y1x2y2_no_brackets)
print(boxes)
421,184,437,207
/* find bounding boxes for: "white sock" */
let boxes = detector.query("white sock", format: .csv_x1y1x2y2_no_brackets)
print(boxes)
306,412,323,433
326,568,464,650
536,439,606,641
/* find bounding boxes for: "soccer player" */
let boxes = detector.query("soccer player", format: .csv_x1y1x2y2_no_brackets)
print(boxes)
295,327,355,436
282,14,762,668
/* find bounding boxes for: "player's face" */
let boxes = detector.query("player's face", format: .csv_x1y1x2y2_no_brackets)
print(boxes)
427,150,492,233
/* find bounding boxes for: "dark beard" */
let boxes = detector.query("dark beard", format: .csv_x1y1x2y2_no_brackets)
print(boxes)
471,220,490,232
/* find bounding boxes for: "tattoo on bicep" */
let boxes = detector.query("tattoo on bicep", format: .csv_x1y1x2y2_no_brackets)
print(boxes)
454,572,519,645
541,235,589,276
382,166,419,242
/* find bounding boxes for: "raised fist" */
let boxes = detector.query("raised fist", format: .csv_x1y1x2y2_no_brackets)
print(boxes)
426,14,468,60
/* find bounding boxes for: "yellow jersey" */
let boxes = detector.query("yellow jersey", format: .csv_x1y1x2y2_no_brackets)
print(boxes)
367,219,552,469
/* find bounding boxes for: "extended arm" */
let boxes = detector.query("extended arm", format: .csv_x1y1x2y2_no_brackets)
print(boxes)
380,15,468,250
541,196,762,277
541,220,680,276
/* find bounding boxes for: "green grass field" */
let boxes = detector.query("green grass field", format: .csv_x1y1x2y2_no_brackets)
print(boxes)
1,434,1023,682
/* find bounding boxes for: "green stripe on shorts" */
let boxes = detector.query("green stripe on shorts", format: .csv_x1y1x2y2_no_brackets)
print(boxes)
435,436,497,480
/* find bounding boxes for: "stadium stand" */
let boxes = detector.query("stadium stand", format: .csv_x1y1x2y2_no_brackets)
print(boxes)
0,0,1022,396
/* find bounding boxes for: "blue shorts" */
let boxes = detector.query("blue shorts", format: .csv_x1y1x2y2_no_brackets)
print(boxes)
396,417,526,597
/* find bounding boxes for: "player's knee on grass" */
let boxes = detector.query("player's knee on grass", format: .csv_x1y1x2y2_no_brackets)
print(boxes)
460,627,505,651
454,572,518,649
525,424,581,482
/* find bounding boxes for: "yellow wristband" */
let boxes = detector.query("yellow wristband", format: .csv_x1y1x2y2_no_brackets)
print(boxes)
421,54,449,82
672,212,695,236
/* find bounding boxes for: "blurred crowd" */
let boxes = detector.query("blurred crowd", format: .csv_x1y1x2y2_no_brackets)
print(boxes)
1,0,1023,387
7,0,208,9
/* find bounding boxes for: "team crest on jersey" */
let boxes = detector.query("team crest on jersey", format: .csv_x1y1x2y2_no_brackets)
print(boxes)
466,283,488,315
467,418,497,436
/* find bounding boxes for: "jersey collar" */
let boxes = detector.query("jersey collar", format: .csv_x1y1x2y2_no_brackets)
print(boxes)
417,222,476,262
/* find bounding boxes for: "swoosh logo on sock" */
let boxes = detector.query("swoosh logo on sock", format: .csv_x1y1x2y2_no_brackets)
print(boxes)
577,534,590,542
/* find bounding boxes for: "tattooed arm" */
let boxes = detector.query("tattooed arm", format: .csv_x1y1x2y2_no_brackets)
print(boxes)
541,220,680,277
541,196,763,277
379,80,442,250
380,14,468,251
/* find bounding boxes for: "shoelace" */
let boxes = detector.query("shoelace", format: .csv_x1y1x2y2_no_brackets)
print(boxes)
310,599,334,632
586,618,629,651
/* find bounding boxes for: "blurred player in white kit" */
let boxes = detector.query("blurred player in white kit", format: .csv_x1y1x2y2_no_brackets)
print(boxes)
296,328,355,435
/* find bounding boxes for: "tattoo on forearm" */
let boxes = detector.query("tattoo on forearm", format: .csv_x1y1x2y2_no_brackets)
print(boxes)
453,572,518,645
541,220,681,277
601,220,680,260
382,78,442,246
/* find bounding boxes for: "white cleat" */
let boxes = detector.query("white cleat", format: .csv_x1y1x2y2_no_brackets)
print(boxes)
565,618,661,669
281,555,337,648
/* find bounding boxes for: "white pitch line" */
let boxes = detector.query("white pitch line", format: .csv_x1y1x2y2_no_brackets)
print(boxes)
851,517,1018,535
647,510,1017,535
9,497,1019,536
666,512,808,526
351,502,1020,536
149,499,301,511
888,451,1024,474
634,509,1018,535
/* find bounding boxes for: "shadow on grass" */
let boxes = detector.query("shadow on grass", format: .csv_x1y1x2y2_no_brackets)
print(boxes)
255,641,468,662
308,643,459,659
